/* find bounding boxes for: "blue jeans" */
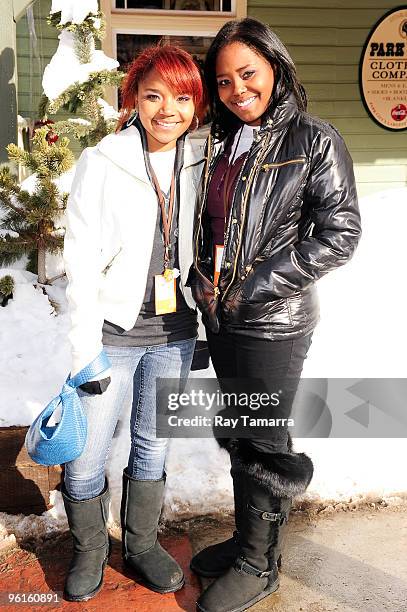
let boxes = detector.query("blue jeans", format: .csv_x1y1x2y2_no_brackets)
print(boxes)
64,338,196,500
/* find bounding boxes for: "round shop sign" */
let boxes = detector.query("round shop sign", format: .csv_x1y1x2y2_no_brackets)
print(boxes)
360,6,407,131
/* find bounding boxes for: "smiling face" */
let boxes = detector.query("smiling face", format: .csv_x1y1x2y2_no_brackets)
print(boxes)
215,42,275,126
135,68,196,152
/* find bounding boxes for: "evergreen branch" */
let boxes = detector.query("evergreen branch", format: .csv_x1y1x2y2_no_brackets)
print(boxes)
0,190,27,218
6,144,33,170
81,91,102,125
45,235,64,252
51,119,92,139
74,27,93,64
48,70,125,115
0,275,14,297
48,11,106,41
38,94,50,120
1,210,27,231
0,234,36,266
0,166,21,193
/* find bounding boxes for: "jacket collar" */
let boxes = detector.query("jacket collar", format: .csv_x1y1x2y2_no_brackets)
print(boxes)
211,92,299,147
260,92,298,134
97,122,205,182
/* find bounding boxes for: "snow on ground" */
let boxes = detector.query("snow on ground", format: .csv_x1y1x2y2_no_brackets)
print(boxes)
1,188,407,539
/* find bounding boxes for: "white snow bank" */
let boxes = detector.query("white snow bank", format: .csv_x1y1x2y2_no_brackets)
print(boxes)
0,269,70,428
42,30,119,101
0,188,406,534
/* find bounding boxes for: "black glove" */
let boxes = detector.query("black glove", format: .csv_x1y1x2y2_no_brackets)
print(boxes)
79,377,111,395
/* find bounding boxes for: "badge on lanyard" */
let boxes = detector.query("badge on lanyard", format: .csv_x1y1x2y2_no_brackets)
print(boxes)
214,244,224,287
150,163,178,315
154,273,176,315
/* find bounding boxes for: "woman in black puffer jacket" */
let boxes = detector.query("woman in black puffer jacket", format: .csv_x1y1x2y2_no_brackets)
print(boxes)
190,18,361,612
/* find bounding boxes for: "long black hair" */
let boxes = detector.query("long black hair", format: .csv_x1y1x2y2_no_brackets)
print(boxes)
204,18,307,138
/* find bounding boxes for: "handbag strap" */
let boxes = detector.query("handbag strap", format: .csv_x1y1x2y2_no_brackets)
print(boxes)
38,351,112,421
66,352,111,389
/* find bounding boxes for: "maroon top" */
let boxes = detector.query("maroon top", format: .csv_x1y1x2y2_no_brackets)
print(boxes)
207,147,247,246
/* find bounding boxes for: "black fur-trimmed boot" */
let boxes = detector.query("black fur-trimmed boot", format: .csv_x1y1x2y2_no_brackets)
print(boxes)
62,480,111,602
190,439,245,578
190,453,245,578
190,435,297,579
196,443,314,612
121,469,185,593
190,469,287,579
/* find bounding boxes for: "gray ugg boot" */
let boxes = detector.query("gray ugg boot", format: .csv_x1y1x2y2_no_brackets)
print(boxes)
121,469,184,593
62,480,110,602
196,444,314,612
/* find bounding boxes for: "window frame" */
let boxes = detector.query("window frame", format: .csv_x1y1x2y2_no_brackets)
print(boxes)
111,0,237,16
99,0,247,107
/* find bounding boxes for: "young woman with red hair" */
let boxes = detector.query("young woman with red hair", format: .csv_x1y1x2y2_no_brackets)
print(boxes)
62,45,206,602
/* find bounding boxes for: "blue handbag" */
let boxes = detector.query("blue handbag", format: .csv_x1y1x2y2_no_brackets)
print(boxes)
25,351,111,466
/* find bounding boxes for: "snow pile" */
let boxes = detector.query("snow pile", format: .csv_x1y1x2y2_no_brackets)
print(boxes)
0,269,70,428
0,491,67,547
42,30,119,101
50,0,99,26
1,188,407,537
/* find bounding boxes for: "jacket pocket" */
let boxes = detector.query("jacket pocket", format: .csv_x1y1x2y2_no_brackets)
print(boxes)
224,293,294,331
261,157,308,210
261,157,307,170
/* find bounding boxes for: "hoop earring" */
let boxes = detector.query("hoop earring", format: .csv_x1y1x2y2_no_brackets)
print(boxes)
189,114,199,132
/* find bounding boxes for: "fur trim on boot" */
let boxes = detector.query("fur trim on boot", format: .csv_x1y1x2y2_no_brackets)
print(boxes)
231,441,314,498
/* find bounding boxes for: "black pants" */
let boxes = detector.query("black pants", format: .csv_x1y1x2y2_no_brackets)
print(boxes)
206,327,312,455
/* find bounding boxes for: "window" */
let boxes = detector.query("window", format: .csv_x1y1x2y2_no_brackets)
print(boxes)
99,0,246,109
117,33,212,73
114,1,232,11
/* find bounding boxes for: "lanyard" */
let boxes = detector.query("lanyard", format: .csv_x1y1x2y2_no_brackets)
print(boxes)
149,166,175,270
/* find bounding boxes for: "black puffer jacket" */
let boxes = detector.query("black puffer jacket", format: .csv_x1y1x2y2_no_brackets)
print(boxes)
192,93,362,339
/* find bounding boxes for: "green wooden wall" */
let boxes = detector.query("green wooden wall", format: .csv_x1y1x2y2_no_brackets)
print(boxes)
16,1,406,196
248,0,407,197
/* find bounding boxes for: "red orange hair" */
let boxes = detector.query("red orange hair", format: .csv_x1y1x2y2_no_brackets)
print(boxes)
116,45,206,132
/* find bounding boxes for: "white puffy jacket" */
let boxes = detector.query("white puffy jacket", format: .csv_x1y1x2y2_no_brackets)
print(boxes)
63,125,205,376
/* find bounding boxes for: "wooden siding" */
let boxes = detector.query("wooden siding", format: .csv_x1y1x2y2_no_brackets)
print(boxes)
248,0,407,197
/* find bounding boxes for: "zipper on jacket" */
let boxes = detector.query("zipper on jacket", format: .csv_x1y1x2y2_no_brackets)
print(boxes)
261,158,306,170
220,143,254,273
194,133,221,289
221,131,273,303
